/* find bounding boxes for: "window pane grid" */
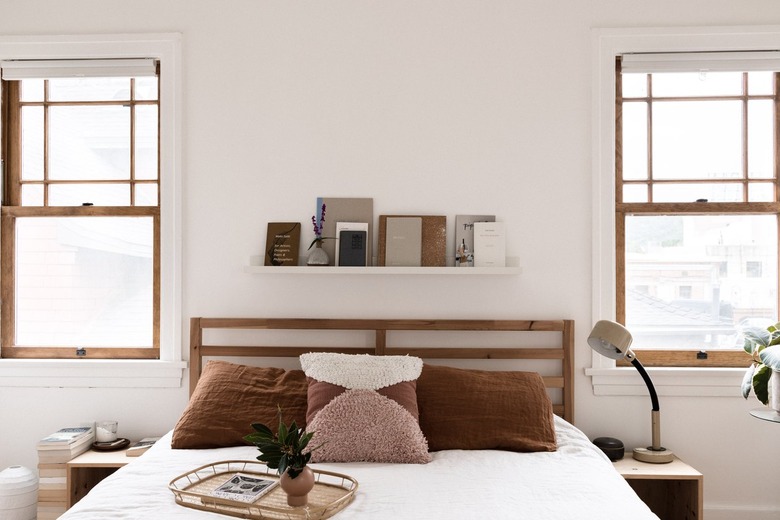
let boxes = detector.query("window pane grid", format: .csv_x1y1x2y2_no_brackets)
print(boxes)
620,71,777,204
16,77,159,209
616,60,780,365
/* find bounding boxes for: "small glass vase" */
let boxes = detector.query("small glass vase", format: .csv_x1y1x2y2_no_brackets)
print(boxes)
307,241,329,266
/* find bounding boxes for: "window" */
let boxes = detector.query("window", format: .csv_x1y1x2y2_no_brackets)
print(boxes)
0,34,180,367
1,60,160,359
616,52,780,367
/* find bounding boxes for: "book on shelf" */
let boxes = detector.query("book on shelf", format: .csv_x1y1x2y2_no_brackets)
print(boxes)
211,473,278,503
335,222,369,266
37,464,67,478
37,475,66,490
473,221,506,267
264,222,301,266
315,197,374,265
37,488,69,501
377,215,446,267
338,230,368,266
454,214,495,267
126,436,161,457
38,425,93,447
383,217,422,267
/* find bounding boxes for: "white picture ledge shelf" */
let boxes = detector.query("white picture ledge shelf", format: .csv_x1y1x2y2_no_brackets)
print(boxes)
245,256,522,275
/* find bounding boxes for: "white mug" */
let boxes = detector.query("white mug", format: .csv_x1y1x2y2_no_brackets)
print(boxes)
96,421,118,443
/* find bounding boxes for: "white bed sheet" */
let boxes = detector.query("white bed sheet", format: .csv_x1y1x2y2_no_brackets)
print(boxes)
60,417,658,520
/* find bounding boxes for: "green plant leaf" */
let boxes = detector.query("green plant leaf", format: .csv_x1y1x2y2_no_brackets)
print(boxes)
743,327,771,355
299,432,312,451
753,364,772,405
250,423,274,437
759,346,780,372
278,421,288,445
278,454,288,476
742,363,756,399
258,443,282,454
257,454,279,469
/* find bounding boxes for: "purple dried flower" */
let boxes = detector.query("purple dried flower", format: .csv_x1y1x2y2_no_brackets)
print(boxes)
311,203,327,238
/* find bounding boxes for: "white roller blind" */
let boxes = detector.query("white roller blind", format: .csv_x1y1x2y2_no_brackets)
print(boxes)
0,58,157,80
621,51,780,73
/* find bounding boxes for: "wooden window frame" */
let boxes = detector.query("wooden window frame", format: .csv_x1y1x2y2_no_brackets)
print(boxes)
615,57,780,368
0,72,161,359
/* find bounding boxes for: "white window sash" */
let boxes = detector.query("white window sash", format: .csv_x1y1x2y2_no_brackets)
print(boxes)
621,50,780,73
0,58,157,79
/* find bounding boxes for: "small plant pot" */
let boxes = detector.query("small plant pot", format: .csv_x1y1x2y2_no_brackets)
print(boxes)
279,467,315,507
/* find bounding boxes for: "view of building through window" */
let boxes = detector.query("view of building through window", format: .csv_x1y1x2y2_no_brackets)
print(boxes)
625,214,777,350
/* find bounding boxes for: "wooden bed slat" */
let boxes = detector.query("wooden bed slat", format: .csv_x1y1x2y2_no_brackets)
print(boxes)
189,317,575,423
384,347,565,359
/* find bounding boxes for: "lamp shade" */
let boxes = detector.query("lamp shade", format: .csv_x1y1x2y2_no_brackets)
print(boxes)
0,466,37,520
587,320,634,360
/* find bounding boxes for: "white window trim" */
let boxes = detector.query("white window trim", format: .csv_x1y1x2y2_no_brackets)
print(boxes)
589,25,780,396
0,33,184,388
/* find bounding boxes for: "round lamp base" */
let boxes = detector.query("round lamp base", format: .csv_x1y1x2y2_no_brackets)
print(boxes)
633,447,674,464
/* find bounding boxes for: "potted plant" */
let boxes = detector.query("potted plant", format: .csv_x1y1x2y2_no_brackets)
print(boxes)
741,323,780,410
244,410,318,507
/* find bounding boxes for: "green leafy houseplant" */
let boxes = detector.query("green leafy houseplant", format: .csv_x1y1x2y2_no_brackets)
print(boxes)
741,323,780,405
244,410,316,479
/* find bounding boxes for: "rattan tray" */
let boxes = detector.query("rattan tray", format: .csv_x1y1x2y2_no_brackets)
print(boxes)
169,460,358,520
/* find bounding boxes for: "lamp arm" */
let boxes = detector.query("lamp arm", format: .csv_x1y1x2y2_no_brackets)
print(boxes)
630,358,660,412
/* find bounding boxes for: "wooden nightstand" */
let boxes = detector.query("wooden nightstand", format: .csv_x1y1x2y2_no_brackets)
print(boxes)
66,448,131,508
614,456,703,520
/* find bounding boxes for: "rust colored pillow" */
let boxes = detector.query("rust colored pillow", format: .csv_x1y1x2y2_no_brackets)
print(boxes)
417,364,557,452
171,360,308,449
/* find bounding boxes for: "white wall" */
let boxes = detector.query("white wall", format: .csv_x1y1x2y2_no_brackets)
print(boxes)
1,1,779,518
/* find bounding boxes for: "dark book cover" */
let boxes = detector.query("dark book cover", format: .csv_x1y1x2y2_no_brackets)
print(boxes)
264,222,301,266
338,230,368,266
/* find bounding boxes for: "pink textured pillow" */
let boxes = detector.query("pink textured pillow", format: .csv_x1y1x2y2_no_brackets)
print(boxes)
300,353,431,464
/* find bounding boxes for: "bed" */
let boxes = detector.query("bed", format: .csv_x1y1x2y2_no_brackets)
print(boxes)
59,317,659,520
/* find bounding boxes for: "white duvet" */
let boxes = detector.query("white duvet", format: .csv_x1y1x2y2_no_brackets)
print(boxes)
60,417,658,520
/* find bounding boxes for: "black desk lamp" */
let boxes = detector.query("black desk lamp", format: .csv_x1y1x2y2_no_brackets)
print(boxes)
588,320,674,464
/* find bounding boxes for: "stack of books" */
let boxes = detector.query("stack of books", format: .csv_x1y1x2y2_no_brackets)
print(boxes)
36,425,94,519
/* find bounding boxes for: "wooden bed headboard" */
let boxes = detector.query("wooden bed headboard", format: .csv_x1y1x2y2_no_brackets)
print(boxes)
189,318,575,423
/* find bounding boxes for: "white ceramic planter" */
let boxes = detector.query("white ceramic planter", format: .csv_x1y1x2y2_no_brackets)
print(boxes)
0,466,38,520
771,370,780,413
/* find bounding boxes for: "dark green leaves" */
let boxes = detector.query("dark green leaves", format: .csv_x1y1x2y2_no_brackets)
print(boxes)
243,409,318,480
753,364,772,405
741,322,780,404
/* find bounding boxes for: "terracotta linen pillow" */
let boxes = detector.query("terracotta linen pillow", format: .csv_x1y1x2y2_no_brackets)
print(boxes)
416,364,557,452
171,360,308,449
300,353,431,464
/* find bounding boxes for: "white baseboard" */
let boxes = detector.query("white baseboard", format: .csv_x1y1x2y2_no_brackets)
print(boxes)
706,505,780,520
